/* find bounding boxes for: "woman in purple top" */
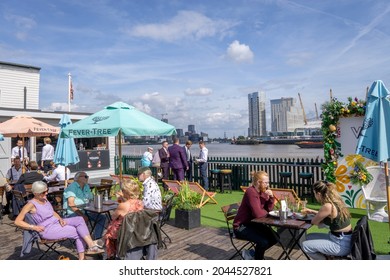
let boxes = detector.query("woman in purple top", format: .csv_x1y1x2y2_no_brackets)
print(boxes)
15,181,103,260
233,171,277,260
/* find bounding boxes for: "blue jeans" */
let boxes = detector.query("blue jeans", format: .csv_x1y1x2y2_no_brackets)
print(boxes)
302,232,352,260
199,163,209,190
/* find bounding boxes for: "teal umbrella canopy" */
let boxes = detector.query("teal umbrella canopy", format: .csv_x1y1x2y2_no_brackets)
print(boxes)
62,101,177,138
356,80,390,162
61,102,176,181
54,114,80,166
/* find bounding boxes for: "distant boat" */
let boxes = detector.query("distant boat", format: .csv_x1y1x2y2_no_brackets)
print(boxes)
295,141,324,149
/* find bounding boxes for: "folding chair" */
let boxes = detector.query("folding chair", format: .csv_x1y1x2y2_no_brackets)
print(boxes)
47,190,67,217
20,213,74,259
159,194,175,248
270,188,300,205
162,179,181,195
221,203,255,259
110,174,134,183
187,181,217,207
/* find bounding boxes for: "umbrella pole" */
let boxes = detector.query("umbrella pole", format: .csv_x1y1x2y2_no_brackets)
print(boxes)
119,130,122,186
22,137,26,173
386,162,390,233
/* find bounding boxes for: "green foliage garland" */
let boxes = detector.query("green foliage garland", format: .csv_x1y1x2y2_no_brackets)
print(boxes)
349,161,373,187
321,97,366,182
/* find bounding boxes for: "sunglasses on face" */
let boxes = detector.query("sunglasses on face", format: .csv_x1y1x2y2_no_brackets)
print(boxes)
40,190,48,195
81,175,89,178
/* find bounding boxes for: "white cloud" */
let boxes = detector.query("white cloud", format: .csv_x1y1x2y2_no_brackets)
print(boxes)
126,10,236,42
226,40,254,63
184,87,213,96
42,102,82,112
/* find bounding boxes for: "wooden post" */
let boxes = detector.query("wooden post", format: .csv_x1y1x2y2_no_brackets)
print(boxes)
385,161,390,232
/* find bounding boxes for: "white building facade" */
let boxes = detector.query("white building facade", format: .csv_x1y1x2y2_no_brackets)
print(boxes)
0,61,115,179
270,97,304,133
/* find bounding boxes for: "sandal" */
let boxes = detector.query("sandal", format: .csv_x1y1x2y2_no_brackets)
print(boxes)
93,240,104,249
85,245,104,255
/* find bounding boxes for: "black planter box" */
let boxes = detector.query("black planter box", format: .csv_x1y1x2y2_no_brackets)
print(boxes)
175,208,201,230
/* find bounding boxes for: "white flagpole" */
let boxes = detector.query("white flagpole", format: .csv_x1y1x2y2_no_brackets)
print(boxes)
68,73,71,112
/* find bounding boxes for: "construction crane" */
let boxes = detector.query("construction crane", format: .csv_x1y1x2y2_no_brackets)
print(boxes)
315,103,319,120
298,93,308,125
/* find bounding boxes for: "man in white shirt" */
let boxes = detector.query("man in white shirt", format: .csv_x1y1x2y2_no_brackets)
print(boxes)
195,140,209,190
138,166,162,211
44,163,71,182
11,139,28,165
41,137,54,173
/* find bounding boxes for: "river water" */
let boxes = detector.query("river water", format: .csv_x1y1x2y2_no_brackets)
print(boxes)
120,143,324,160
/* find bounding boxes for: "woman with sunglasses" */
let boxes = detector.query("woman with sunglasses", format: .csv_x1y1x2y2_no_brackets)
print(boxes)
301,180,352,259
63,171,106,239
15,181,104,260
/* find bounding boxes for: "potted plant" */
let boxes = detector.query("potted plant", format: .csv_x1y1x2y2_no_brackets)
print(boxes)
173,182,202,230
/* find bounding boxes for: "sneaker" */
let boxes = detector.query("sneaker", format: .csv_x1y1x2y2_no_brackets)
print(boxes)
241,249,254,260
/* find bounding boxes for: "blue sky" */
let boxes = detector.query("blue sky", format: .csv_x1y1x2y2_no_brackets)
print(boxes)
1,0,390,138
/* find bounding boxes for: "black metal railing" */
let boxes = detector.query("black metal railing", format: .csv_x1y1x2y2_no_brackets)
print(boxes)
115,155,325,194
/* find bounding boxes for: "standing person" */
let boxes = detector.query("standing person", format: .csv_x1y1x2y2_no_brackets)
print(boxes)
141,147,153,167
11,139,29,166
41,137,54,173
15,181,104,260
137,167,162,211
63,171,106,239
233,171,277,260
168,138,188,181
184,140,193,181
195,140,209,190
159,141,170,180
301,180,353,260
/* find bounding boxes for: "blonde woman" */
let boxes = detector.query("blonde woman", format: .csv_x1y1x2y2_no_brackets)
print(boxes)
233,171,277,260
15,181,103,260
104,179,144,259
302,180,352,259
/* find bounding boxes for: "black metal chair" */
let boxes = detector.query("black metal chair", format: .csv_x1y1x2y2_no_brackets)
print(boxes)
221,203,255,259
159,194,175,248
20,213,74,259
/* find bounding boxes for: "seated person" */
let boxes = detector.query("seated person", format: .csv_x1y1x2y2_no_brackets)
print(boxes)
233,171,277,260
302,180,352,259
4,156,23,214
43,162,70,182
15,181,104,260
138,167,162,211
63,171,106,239
104,179,144,259
16,161,44,185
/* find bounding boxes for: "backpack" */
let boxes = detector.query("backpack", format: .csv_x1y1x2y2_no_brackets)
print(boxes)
152,151,161,167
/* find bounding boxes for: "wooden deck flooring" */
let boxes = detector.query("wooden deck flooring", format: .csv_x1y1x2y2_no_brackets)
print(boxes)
0,214,308,260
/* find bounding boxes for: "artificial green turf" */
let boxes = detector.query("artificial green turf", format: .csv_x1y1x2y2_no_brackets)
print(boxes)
171,190,390,255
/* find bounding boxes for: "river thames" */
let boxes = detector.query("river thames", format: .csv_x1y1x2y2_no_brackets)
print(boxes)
121,143,324,159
